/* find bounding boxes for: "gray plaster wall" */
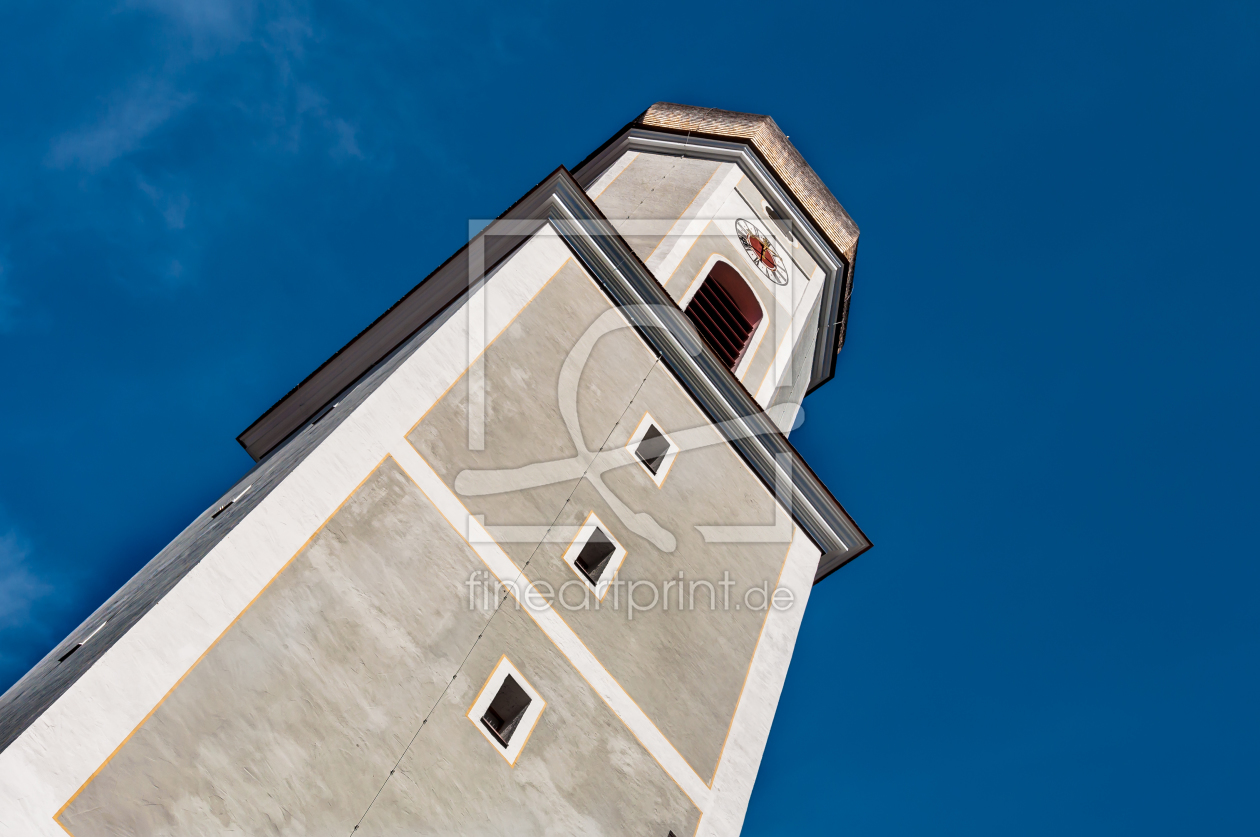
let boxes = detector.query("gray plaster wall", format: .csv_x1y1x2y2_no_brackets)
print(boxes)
406,258,660,568
594,152,721,262
525,362,791,784
0,290,467,758
410,258,789,784
59,458,498,835
355,603,701,837
56,244,791,836
59,452,700,836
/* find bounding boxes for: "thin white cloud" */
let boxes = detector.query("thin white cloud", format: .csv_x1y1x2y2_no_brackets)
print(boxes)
138,179,191,229
127,0,258,45
332,119,363,159
47,81,193,171
0,530,50,630
50,1,354,176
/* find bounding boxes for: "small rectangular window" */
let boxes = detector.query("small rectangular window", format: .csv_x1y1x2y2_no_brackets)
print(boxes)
561,513,627,597
627,413,679,487
468,658,545,765
574,529,616,585
481,674,532,747
635,425,670,475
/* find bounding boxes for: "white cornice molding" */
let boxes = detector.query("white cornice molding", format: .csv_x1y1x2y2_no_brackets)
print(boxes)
573,128,844,281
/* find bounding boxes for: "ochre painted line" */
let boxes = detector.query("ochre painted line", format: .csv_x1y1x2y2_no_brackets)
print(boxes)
676,251,727,306
584,150,638,202
403,257,570,443
643,163,727,269
464,654,508,720
53,456,394,834
661,236,707,290
704,531,798,789
53,243,610,832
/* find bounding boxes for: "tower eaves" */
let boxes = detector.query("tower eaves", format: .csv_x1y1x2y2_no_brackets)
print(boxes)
636,103,859,263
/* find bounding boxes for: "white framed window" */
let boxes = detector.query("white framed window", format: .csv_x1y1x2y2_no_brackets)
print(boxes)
627,413,679,487
467,656,545,766
560,511,627,599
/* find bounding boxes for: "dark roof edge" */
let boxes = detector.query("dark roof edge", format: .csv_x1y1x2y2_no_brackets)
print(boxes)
635,103,859,263
632,104,860,367
241,103,863,461
573,104,860,379
236,166,571,461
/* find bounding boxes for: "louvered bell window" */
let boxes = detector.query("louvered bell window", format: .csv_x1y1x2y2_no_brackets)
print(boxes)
684,261,763,372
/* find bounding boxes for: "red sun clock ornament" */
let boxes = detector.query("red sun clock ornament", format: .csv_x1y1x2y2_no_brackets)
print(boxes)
735,218,788,285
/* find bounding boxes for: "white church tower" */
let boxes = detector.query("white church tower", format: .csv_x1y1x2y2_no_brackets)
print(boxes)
0,104,870,836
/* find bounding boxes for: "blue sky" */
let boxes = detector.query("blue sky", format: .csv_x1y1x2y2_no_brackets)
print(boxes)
1,0,1257,833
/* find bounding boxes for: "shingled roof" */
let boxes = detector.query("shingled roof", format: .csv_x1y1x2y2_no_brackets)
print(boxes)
637,102,860,262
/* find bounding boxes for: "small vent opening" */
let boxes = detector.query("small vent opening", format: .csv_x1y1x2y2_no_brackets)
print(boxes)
481,674,532,747
211,485,252,520
57,645,82,663
574,529,616,585
766,204,792,239
57,620,107,664
311,400,340,426
635,425,670,475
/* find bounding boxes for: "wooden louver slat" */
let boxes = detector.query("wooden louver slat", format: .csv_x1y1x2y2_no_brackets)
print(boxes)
685,278,755,371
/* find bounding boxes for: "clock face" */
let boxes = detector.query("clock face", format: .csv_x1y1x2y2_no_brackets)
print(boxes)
735,218,788,285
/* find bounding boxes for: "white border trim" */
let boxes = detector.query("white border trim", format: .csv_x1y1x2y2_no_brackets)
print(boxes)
0,232,574,837
644,162,744,281
1,219,823,835
584,150,639,201
696,526,819,837
388,441,713,810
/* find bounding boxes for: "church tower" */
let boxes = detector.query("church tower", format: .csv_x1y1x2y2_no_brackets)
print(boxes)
0,104,870,837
